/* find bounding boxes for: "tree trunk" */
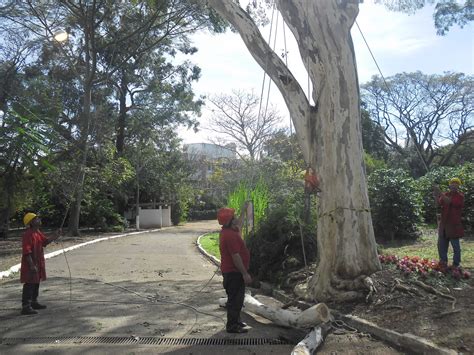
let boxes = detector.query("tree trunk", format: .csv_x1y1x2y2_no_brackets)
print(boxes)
0,164,20,238
68,76,92,236
0,182,13,239
68,73,92,236
206,0,380,302
280,0,381,302
291,326,328,355
68,13,97,236
116,70,128,155
218,294,330,329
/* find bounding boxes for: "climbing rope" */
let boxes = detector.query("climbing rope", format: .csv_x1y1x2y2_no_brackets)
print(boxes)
354,19,429,173
331,319,359,335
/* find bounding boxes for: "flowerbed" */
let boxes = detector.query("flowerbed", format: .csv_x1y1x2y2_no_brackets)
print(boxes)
378,254,471,280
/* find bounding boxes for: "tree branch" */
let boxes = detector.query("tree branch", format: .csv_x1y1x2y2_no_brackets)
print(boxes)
205,0,311,161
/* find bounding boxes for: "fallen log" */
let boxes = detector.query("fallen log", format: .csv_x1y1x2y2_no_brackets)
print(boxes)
291,326,328,355
218,294,331,329
337,313,457,355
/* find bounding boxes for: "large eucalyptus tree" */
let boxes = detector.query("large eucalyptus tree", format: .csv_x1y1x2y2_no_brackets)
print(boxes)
202,0,379,302
200,0,472,302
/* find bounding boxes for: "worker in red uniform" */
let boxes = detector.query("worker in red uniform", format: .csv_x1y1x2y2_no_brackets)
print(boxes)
217,202,252,333
433,178,464,269
20,213,60,315
304,166,321,194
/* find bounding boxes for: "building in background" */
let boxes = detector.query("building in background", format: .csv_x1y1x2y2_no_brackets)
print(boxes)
183,143,239,208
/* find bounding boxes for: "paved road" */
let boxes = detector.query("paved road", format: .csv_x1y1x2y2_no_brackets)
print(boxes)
0,221,296,354
0,221,402,354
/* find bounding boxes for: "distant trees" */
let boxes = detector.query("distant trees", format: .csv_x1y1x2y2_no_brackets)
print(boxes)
207,90,282,161
376,0,473,35
362,72,473,176
0,0,224,235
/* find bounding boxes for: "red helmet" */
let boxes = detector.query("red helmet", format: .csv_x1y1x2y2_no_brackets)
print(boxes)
217,208,235,225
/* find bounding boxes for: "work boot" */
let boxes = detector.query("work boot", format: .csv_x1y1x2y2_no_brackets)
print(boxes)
226,325,248,334
31,302,47,310
21,307,38,315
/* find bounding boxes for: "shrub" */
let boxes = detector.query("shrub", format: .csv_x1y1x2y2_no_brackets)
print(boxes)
81,196,125,232
247,189,317,286
368,169,422,241
188,209,217,221
171,184,196,225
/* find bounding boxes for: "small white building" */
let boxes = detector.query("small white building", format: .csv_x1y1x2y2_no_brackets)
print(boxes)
124,205,171,229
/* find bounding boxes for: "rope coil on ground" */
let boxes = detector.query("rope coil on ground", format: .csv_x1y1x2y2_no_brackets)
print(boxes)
330,319,358,335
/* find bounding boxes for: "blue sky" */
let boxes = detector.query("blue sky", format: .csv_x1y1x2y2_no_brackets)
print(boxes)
177,2,473,144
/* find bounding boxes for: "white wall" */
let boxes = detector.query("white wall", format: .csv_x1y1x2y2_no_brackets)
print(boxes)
135,206,172,229
161,206,172,227
139,209,162,228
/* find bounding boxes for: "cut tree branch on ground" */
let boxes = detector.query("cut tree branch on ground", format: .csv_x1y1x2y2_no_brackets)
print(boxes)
334,313,458,355
391,278,424,297
410,279,457,309
434,309,461,318
291,324,331,355
218,294,331,329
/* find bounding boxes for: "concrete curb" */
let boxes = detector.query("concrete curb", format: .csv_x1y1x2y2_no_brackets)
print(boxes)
338,313,458,355
0,228,164,280
196,231,221,267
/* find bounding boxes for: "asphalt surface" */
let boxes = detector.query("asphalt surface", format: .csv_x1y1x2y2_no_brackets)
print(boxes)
0,221,402,354
0,221,296,354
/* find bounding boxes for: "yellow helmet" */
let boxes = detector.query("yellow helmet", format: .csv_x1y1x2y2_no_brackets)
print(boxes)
23,212,37,226
449,177,462,185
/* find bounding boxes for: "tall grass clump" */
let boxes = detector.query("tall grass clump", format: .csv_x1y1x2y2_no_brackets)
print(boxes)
227,178,270,235
227,182,248,214
250,178,269,228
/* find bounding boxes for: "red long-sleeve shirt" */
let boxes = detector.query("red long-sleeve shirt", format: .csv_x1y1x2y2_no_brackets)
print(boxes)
438,191,464,238
20,229,48,283
219,227,250,273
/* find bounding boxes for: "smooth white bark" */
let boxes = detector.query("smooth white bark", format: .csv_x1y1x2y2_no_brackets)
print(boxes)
219,294,330,329
291,327,324,355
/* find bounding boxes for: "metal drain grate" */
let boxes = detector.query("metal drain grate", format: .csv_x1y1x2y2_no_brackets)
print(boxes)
1,336,292,346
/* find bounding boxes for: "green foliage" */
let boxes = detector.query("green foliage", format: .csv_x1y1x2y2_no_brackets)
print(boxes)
199,232,220,259
247,202,317,286
433,1,473,35
1,0,216,235
250,178,269,229
263,131,305,165
362,71,473,177
227,177,270,234
171,184,196,225
361,108,388,160
376,0,473,35
368,168,423,241
81,195,126,232
364,152,388,175
188,209,217,221
227,182,248,213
